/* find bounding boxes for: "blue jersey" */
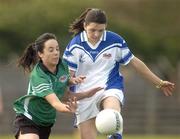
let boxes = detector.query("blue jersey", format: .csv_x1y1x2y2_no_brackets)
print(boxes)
63,30,134,92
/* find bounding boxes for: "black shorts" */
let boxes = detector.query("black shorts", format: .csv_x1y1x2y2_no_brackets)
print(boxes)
13,114,53,139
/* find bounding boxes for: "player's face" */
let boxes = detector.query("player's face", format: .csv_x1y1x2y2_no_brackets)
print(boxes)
38,39,60,67
84,22,106,45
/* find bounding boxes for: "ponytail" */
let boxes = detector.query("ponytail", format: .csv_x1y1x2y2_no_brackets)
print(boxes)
17,43,38,73
69,8,92,36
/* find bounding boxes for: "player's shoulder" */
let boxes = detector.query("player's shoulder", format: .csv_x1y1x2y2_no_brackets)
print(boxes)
106,30,125,43
68,33,82,47
30,63,48,80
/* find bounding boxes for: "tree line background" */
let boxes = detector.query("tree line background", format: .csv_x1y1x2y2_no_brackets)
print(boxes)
0,0,179,66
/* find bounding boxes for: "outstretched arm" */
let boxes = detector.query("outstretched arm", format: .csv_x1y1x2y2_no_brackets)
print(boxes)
63,87,103,101
45,93,77,113
129,56,175,96
65,70,103,100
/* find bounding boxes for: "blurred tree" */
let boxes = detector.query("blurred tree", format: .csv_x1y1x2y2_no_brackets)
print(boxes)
0,0,179,66
102,0,180,66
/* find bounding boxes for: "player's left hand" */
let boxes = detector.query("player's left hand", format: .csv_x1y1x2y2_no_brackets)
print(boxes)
69,75,86,85
66,97,77,113
160,81,175,96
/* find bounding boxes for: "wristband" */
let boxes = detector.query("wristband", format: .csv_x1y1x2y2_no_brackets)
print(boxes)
156,80,164,89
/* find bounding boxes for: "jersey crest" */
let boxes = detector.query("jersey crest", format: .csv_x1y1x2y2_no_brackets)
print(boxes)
103,53,112,59
59,75,68,83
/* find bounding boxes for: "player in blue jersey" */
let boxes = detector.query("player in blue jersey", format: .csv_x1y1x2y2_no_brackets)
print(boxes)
13,33,102,139
63,8,175,139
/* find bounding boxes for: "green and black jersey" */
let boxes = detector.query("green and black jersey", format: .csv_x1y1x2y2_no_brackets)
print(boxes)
13,59,70,126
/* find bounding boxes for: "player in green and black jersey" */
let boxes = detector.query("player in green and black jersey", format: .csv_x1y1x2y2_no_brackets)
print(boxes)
13,33,102,139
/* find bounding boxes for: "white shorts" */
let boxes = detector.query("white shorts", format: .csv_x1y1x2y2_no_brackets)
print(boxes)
75,89,124,126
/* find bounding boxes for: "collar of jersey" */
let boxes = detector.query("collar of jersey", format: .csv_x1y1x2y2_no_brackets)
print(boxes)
38,59,61,75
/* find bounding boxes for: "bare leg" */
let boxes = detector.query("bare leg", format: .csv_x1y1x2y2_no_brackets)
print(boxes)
101,96,121,112
78,118,97,139
102,96,123,139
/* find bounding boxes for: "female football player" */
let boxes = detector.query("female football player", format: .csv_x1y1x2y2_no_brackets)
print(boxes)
13,33,102,139
63,8,175,139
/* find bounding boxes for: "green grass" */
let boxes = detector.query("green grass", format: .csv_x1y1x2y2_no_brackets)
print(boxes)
0,134,179,139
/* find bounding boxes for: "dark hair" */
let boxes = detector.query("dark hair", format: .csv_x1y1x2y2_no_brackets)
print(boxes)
69,8,107,36
17,33,57,73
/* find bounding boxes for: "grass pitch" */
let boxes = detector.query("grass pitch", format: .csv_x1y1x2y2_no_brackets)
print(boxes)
0,134,179,139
